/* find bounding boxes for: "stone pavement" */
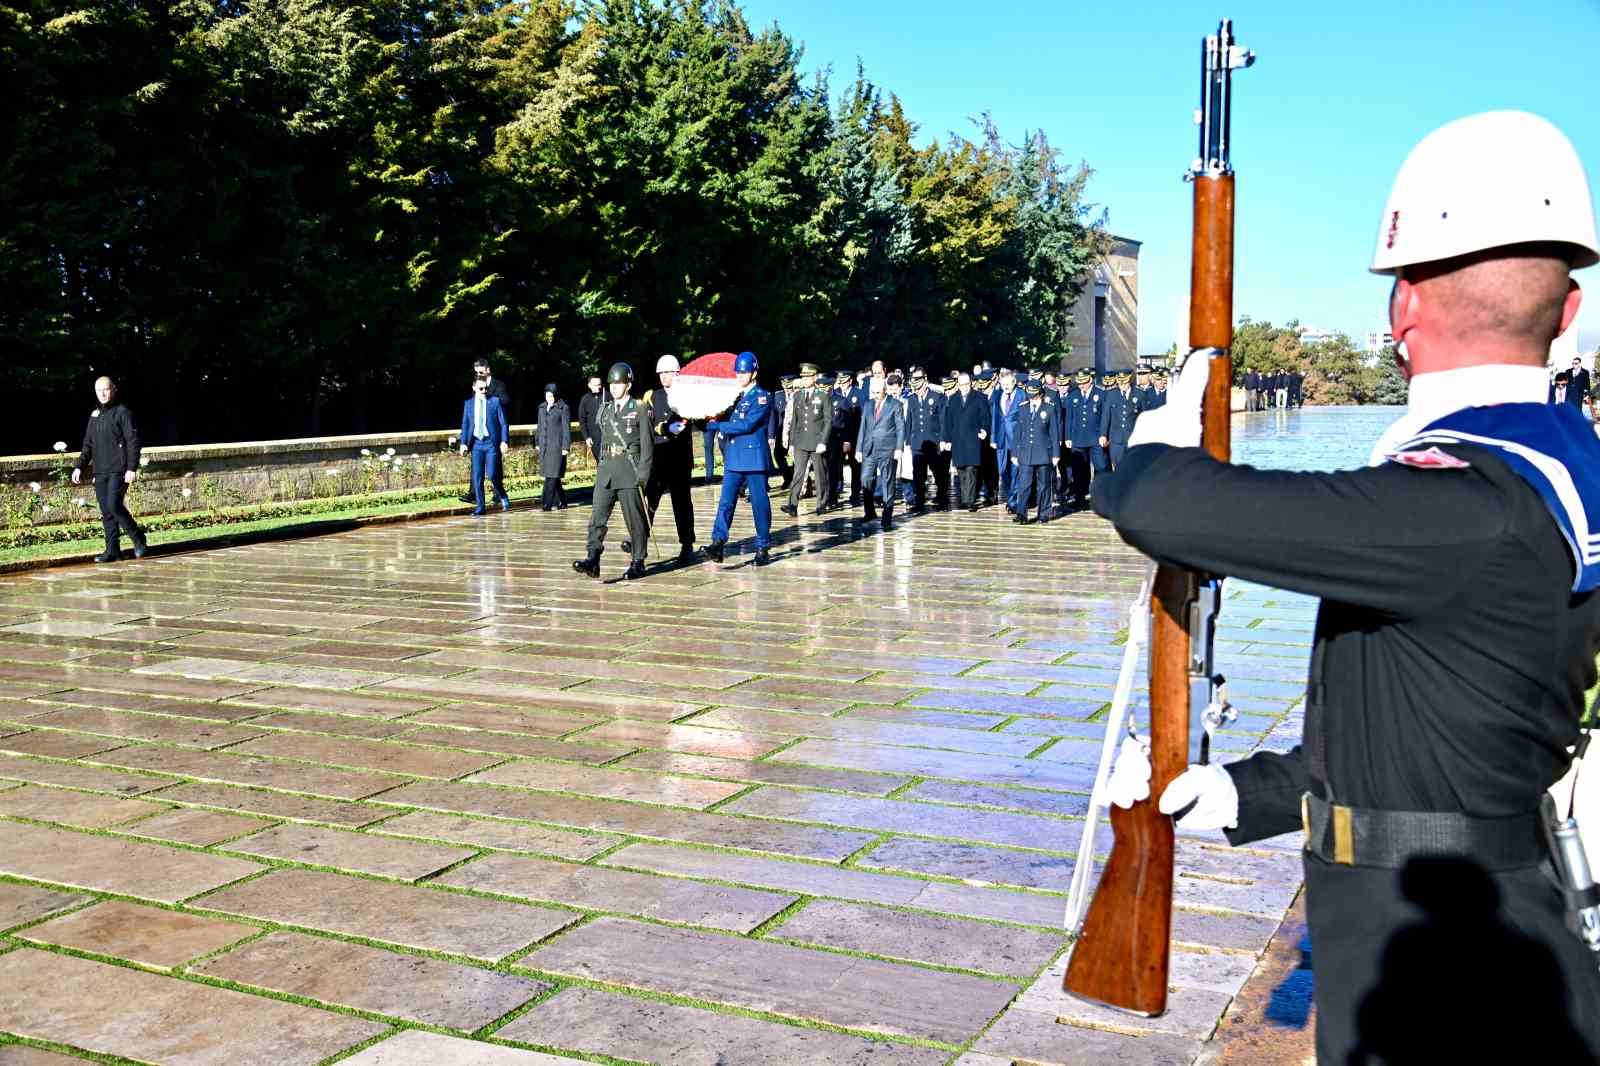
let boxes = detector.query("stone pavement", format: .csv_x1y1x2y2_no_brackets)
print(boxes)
0,489,1311,1065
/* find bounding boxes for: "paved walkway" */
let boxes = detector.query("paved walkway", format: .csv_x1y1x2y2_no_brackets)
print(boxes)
0,492,1310,1065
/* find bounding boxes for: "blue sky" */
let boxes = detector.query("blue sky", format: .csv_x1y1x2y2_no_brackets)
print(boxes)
738,0,1600,356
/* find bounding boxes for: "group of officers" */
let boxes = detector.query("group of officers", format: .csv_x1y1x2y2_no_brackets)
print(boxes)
567,352,1180,580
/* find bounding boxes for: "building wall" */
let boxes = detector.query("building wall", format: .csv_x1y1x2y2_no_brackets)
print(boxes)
1061,237,1140,373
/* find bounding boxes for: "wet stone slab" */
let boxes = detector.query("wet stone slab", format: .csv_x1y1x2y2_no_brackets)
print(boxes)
93,745,409,800
0,729,128,759
193,868,575,961
466,760,749,809
517,916,1018,1044
121,806,274,845
337,1030,590,1065
221,823,475,880
18,900,257,970
0,821,263,903
230,731,504,779
148,782,388,827
369,810,619,860
772,899,1066,977
0,882,89,933
195,930,548,1030
0,783,167,829
499,985,950,1065
0,948,384,1065
617,749,912,795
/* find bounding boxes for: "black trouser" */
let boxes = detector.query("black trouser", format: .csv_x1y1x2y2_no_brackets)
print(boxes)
825,440,849,507
587,481,648,563
540,471,565,509
645,457,696,548
956,465,979,507
930,446,952,507
1017,463,1053,522
979,446,998,503
788,449,828,511
1066,446,1094,506
94,473,143,552
847,448,863,504
1303,853,1600,1065
911,442,944,510
771,441,791,487
1108,442,1127,471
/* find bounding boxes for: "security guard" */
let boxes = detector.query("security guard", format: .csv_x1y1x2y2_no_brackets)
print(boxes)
573,362,652,580
826,371,859,511
1063,368,1104,510
1009,381,1058,524
706,351,774,565
640,354,696,563
1103,111,1600,1063
782,362,833,517
1097,368,1142,471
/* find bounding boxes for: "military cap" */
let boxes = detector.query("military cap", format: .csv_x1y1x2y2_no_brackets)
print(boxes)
818,371,835,385
1074,368,1094,382
943,373,958,386
1153,367,1170,379
780,373,797,384
606,362,634,384
1116,368,1133,379
976,368,996,383
909,365,927,380
798,362,820,376
1136,363,1153,374
1024,381,1043,396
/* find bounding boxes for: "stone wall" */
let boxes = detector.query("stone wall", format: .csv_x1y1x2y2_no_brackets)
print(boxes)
1061,236,1141,373
0,424,593,528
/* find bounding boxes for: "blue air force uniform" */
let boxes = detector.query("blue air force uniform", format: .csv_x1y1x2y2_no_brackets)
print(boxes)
708,385,774,549
1010,392,1058,522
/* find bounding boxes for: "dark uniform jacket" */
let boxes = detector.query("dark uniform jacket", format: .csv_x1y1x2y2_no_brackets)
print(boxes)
855,394,905,459
577,391,603,449
1099,386,1142,445
643,388,693,473
768,389,789,445
1141,386,1168,411
1011,400,1057,467
536,400,571,477
831,385,861,447
941,390,992,467
786,386,834,452
595,396,652,489
1064,387,1104,448
75,402,142,475
905,388,946,449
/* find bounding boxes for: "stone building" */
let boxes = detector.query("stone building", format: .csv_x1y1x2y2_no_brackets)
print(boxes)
1061,235,1140,374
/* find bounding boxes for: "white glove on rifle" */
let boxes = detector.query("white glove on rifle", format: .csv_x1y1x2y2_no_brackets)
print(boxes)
1127,353,1209,450
1106,736,1240,831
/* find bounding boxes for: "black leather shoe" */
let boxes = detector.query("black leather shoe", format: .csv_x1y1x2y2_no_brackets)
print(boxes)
621,541,633,554
624,561,647,580
706,541,726,563
458,492,474,504
967,504,979,513
780,504,798,517
881,516,893,532
1012,515,1027,524
572,553,601,577
94,549,120,563
677,546,698,565
754,548,772,566
132,542,148,559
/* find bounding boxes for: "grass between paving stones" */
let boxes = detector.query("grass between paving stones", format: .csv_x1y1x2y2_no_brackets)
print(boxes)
0,1036,150,1066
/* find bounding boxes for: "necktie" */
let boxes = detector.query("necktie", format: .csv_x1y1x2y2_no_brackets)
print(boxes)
475,396,486,438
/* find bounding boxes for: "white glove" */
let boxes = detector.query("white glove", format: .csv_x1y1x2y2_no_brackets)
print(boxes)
1127,354,1209,450
1106,734,1152,808
1158,764,1239,831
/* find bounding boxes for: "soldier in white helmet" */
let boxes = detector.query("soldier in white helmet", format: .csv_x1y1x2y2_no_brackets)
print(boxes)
1099,111,1600,1061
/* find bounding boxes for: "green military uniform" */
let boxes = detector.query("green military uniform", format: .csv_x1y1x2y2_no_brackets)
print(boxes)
583,375,653,573
783,363,834,515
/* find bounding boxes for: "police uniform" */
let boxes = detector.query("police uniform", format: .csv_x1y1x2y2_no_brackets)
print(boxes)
575,364,652,579
1105,110,1600,1064
826,374,859,510
1063,371,1105,509
905,369,948,511
1142,370,1169,411
1098,373,1142,471
783,365,833,515
769,376,793,489
707,353,774,564
1010,385,1057,523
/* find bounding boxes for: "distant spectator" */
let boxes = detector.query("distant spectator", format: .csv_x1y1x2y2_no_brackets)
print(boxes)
579,375,604,467
459,376,510,515
536,383,570,511
459,357,512,504
1551,370,1584,409
71,376,147,563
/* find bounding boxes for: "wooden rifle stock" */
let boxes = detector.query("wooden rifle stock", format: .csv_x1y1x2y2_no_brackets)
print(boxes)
1064,19,1247,1016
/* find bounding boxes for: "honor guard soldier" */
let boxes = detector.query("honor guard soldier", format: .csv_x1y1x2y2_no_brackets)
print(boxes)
641,355,697,563
825,371,858,511
1104,111,1600,1064
1009,381,1058,523
906,366,949,512
573,362,653,580
782,363,834,516
706,351,774,565
1097,369,1142,471
1063,368,1104,510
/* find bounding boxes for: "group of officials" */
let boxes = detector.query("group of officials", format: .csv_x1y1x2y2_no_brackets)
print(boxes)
1241,366,1304,410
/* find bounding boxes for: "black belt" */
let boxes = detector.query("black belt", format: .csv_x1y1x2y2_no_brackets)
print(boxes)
1302,793,1547,872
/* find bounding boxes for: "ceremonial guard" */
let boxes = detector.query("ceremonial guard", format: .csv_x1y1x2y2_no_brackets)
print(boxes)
855,374,905,530
706,351,774,565
941,371,991,511
1104,110,1600,1063
1009,381,1058,523
572,362,652,580
769,374,793,489
1097,369,1142,471
827,371,860,511
1063,369,1104,510
536,383,570,510
641,355,697,563
782,363,833,516
905,367,949,511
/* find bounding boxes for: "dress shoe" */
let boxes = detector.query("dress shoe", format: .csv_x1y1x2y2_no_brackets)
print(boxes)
623,560,647,580
677,546,698,565
705,541,726,563
500,498,511,512
754,547,772,566
572,552,601,577
94,549,120,563
132,541,149,559
881,516,893,532
1012,514,1027,524
621,541,633,554
458,492,474,504
472,509,486,517
780,504,798,517
967,504,979,513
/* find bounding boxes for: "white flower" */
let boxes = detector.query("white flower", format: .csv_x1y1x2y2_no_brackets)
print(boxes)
183,471,194,478
40,504,50,514
28,482,40,493
326,468,339,477
378,454,391,464
52,442,66,452
75,497,87,507
139,456,149,467
385,447,395,456
181,488,193,498
361,448,372,457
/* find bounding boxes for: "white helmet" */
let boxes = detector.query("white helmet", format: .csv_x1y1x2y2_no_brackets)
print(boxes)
655,354,681,373
1370,111,1598,275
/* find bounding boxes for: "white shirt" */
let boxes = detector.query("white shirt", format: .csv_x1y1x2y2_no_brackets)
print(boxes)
1366,364,1550,466
474,395,487,439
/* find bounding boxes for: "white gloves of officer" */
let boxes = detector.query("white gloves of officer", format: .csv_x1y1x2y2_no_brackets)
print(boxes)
1107,735,1239,831
1126,353,1210,451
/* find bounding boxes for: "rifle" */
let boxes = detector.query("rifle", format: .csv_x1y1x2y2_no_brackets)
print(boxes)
1062,18,1252,1016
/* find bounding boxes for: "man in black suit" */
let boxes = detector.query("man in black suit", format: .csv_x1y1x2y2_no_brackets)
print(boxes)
459,356,512,503
1244,368,1260,411
1568,357,1591,407
577,375,603,465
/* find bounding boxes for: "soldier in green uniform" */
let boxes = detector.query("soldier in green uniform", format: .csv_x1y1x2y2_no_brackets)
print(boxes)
781,362,834,517
573,362,653,581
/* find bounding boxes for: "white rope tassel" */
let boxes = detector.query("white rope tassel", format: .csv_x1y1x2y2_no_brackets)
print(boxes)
1063,562,1156,934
